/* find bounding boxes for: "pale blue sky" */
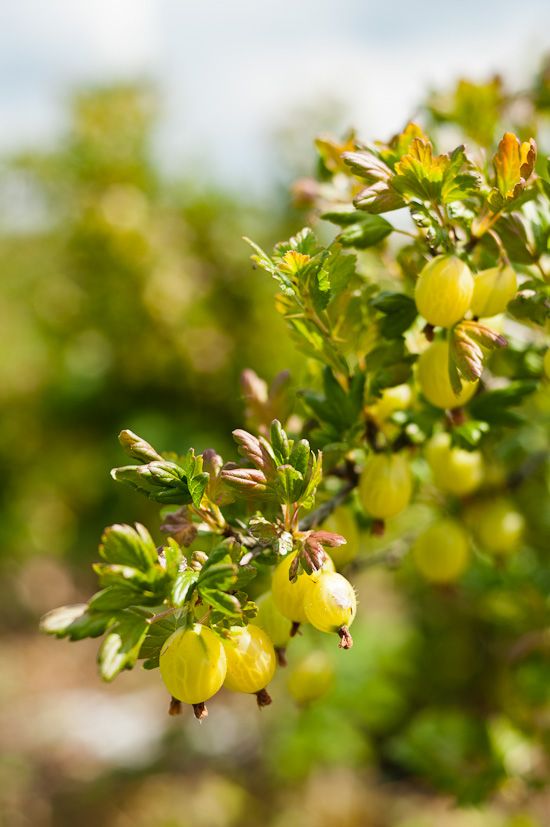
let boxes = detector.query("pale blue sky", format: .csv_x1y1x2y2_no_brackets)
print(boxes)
0,1,549,190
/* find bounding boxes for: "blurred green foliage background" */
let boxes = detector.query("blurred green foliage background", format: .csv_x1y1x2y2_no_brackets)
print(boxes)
1,76,549,827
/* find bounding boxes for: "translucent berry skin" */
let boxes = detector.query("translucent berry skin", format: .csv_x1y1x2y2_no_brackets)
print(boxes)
271,551,334,624
359,452,412,519
413,518,470,583
287,651,334,705
474,498,525,555
222,624,276,694
252,591,292,648
417,340,478,409
368,383,413,423
159,624,227,705
415,255,474,328
304,571,357,634
323,506,360,568
470,265,517,318
426,432,484,496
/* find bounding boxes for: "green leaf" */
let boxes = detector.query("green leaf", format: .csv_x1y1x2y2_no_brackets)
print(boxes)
321,207,364,225
508,286,550,325
275,227,319,257
40,603,88,635
451,420,490,449
276,464,304,504
140,612,183,670
99,523,158,571
354,181,406,214
88,582,146,612
199,588,241,617
469,381,538,426
342,148,406,213
327,251,357,296
494,214,536,264
342,150,393,181
162,537,186,579
367,338,415,395
40,604,112,641
300,450,323,510
243,236,295,297
98,612,149,682
370,292,417,338
392,139,479,204
92,562,156,589
118,429,163,463
179,448,209,507
270,419,290,465
197,562,236,591
288,439,310,477
111,461,193,505
200,544,235,573
171,570,199,607
333,213,393,249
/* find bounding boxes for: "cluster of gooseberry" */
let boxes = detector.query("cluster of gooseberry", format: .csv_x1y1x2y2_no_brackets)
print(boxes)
159,551,357,718
160,622,277,719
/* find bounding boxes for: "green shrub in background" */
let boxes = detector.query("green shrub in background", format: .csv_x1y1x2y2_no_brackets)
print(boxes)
0,85,298,587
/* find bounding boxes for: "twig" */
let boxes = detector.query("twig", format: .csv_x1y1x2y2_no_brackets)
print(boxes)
507,629,550,662
147,607,180,625
350,536,414,572
299,477,357,531
507,450,549,491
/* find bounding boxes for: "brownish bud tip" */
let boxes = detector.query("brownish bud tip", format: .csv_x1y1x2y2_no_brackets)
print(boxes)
276,646,287,667
371,519,385,537
193,702,208,721
289,554,300,583
256,688,272,708
423,323,435,342
169,697,182,716
290,621,301,638
447,407,466,425
338,626,354,649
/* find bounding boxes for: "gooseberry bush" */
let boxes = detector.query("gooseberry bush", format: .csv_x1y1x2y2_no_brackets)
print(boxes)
41,80,549,788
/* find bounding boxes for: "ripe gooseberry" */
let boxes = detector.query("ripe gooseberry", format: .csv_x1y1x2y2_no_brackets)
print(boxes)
271,551,334,624
367,383,413,424
252,591,292,648
159,624,227,715
304,571,357,647
470,498,525,555
323,506,360,568
426,432,484,496
415,255,474,328
287,650,334,705
470,265,517,318
413,518,470,583
222,624,276,704
359,452,412,520
417,340,478,410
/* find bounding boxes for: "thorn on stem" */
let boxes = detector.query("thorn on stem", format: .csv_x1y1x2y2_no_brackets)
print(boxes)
193,702,208,721
255,688,272,708
338,625,354,649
